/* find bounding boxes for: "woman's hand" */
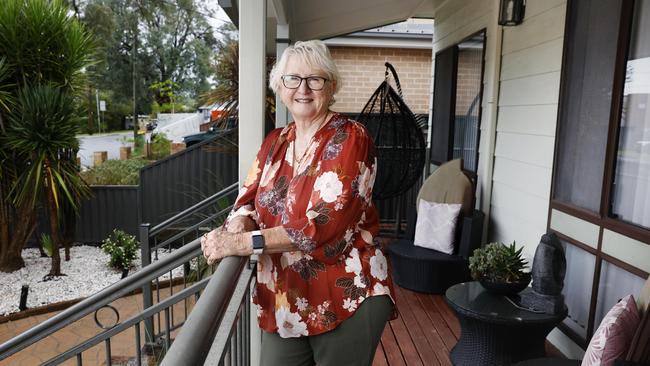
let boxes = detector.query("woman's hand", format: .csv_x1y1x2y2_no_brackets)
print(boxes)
226,216,258,233
201,230,252,265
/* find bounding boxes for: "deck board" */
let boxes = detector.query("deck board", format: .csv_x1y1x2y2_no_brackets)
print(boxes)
380,322,407,366
415,292,458,351
374,285,459,366
373,341,389,366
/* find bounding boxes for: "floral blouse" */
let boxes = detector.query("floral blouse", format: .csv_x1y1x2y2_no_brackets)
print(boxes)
225,113,395,338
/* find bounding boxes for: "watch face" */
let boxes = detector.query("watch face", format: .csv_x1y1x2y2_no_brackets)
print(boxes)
252,232,265,250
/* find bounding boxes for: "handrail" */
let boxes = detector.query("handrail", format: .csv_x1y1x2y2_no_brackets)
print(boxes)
42,276,212,365
204,259,256,365
150,203,234,252
149,182,238,236
160,256,249,366
0,240,202,360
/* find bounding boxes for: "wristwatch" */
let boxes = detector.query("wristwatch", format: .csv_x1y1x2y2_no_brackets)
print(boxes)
251,230,265,255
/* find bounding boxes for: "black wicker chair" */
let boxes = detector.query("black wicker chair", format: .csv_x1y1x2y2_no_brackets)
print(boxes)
388,159,484,294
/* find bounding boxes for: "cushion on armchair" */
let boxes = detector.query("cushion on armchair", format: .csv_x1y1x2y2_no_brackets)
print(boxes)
582,295,640,366
413,199,461,254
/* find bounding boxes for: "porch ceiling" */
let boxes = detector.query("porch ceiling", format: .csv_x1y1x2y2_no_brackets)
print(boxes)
219,0,439,54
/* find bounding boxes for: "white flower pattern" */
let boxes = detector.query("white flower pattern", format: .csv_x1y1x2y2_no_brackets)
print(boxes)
313,171,343,203
343,298,358,312
257,255,276,291
275,308,309,338
344,248,362,274
370,249,388,281
296,297,308,311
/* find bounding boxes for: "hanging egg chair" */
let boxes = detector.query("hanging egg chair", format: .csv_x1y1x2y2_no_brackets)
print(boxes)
356,62,426,200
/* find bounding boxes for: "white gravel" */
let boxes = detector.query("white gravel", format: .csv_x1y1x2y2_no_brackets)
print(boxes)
0,246,184,317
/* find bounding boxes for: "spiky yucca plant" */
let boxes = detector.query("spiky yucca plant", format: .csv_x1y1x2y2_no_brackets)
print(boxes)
469,241,529,283
6,85,91,276
0,0,95,273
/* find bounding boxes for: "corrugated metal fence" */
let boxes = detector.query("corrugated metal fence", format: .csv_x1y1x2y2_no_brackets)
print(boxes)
75,186,139,242
27,130,239,245
139,129,238,227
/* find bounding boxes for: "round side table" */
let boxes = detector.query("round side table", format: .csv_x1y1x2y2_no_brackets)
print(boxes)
445,281,567,366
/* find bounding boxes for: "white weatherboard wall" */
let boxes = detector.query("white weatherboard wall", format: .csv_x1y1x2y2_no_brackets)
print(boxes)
491,0,565,260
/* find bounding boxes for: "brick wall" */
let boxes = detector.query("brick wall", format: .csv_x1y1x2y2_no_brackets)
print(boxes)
329,46,432,114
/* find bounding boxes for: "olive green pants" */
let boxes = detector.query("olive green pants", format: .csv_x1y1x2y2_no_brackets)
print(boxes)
260,295,393,366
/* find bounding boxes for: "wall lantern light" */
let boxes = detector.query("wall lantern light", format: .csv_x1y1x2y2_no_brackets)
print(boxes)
499,0,526,26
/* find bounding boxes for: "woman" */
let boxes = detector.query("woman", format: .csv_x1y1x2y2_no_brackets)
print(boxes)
201,40,395,366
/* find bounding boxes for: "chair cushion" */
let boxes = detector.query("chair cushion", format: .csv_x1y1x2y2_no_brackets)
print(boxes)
389,239,466,263
413,199,461,254
582,295,640,366
417,159,473,217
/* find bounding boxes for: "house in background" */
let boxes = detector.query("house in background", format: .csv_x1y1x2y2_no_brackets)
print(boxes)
224,0,650,359
325,19,434,116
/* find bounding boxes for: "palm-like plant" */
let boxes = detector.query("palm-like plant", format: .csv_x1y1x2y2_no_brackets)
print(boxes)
202,40,276,128
6,85,91,276
0,0,94,91
0,0,95,274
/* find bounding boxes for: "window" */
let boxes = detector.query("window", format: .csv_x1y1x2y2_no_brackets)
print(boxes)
551,0,650,346
561,242,596,339
431,30,486,175
610,0,650,230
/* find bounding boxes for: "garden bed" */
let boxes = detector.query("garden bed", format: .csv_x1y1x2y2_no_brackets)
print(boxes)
0,246,182,318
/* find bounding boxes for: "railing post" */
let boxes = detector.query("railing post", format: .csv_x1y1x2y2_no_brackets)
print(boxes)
139,223,155,349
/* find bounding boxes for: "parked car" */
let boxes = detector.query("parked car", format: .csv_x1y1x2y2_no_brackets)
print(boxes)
145,121,158,131
182,118,237,147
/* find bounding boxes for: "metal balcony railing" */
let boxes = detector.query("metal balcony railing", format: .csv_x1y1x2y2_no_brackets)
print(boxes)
0,183,249,366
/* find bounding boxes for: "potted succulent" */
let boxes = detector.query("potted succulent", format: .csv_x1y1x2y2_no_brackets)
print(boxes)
469,241,531,295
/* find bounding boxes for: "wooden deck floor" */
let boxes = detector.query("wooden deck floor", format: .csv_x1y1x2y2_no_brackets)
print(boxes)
373,285,460,366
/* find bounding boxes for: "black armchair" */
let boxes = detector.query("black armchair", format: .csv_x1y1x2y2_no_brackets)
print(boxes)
387,159,484,294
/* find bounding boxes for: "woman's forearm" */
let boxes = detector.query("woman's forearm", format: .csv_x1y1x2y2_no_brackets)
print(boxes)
252,226,296,254
202,225,299,264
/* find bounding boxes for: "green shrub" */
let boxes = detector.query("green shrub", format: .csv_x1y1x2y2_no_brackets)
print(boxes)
101,229,139,271
80,158,151,185
150,132,171,160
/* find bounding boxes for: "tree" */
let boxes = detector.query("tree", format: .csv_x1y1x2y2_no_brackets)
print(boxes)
0,0,94,274
202,34,276,129
80,0,217,128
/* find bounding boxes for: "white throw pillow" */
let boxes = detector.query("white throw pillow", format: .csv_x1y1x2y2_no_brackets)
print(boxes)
413,199,462,254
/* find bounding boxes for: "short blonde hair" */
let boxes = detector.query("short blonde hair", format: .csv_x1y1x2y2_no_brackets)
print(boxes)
269,40,341,95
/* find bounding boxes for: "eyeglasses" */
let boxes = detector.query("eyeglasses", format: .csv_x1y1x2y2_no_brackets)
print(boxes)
281,75,329,90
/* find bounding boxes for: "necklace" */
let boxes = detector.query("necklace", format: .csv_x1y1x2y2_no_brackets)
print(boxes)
292,112,332,169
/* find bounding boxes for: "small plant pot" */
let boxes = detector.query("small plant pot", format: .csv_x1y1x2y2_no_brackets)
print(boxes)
479,272,531,296
121,268,129,279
